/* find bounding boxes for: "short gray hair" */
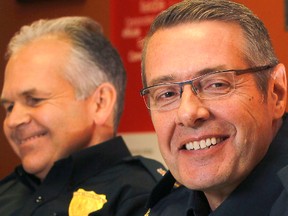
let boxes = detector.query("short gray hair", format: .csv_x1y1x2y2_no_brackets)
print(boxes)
7,16,126,131
142,0,278,94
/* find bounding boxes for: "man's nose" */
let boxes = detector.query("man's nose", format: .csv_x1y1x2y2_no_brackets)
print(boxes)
4,103,31,129
175,85,210,128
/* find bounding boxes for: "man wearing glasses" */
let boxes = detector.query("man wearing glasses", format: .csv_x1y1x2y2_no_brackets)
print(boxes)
140,0,288,215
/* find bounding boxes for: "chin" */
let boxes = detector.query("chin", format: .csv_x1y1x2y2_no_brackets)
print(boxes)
22,158,46,176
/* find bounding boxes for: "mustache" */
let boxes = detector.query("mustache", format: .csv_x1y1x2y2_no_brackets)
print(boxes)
10,127,48,145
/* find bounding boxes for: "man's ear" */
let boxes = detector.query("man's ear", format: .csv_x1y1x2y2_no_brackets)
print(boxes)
90,82,117,126
270,63,287,119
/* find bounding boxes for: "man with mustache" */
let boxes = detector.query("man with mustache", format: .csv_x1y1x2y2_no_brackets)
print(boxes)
0,16,165,216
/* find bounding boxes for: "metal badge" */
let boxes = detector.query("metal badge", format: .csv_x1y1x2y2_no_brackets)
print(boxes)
69,188,107,215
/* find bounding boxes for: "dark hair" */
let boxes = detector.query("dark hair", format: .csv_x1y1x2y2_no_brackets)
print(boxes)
142,0,278,94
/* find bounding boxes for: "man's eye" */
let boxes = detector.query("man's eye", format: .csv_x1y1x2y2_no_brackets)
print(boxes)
2,102,14,115
26,97,44,106
209,82,229,89
201,80,232,94
6,103,14,113
154,87,180,102
159,91,178,99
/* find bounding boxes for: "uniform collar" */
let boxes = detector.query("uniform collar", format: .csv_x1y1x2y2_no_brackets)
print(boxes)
16,136,131,190
146,171,177,208
277,165,288,193
66,136,131,186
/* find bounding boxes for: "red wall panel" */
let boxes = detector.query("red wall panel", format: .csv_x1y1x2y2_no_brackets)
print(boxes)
110,0,181,132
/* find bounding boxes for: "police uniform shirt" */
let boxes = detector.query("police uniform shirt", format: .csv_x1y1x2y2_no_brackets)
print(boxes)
0,136,165,216
270,163,288,215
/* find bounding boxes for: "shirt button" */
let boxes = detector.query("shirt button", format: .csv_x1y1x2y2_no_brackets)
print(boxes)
35,196,43,203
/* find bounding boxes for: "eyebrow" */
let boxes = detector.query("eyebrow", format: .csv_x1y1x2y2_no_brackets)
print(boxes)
21,88,38,97
0,98,9,107
148,65,227,86
149,75,175,86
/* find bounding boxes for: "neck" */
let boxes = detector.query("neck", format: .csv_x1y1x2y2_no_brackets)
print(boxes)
204,189,230,211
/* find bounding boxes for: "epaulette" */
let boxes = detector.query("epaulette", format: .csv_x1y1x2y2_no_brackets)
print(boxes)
124,156,167,181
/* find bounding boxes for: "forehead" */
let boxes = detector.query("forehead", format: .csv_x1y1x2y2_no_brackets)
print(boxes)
144,21,246,85
2,37,73,98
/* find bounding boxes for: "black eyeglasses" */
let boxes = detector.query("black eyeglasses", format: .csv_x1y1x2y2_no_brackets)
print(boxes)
140,65,275,111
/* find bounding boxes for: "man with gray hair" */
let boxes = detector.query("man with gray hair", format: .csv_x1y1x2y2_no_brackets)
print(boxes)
0,16,165,216
140,0,288,215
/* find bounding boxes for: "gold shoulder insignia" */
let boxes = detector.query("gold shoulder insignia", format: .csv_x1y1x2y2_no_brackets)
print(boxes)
157,168,166,176
69,188,107,216
157,168,181,188
144,208,151,216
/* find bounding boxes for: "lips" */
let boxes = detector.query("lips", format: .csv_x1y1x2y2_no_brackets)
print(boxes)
12,130,48,145
183,137,227,150
18,132,47,144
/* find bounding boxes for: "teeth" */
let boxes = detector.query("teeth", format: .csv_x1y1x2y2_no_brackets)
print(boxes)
185,137,223,150
20,133,46,144
186,142,193,150
194,141,200,150
206,138,211,147
200,140,206,149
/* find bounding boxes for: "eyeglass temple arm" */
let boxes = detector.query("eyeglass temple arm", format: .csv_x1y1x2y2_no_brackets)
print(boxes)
234,64,275,75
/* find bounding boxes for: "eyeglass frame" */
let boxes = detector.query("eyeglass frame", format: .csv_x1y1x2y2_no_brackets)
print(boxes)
140,64,276,111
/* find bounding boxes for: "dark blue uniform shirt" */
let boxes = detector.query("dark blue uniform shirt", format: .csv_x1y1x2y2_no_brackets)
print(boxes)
0,136,165,216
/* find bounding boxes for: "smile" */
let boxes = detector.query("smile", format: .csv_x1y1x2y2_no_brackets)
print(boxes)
184,137,226,150
18,132,47,144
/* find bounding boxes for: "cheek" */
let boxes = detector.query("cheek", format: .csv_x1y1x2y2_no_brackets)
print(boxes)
3,120,20,156
151,112,175,155
151,112,171,138
37,104,77,128
33,105,60,123
3,119,9,137
219,95,272,154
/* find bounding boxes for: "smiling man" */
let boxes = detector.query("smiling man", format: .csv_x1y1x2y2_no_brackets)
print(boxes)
0,16,165,216
140,0,288,215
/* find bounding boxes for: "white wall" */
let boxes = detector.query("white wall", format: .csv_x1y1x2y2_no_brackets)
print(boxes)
121,132,166,167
